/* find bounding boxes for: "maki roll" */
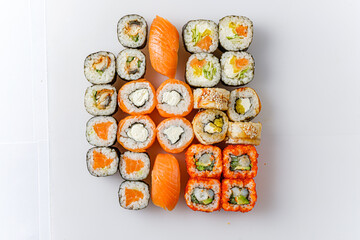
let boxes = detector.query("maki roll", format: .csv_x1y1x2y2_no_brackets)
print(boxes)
156,79,193,117
226,122,262,146
86,116,117,146
118,181,150,210
184,178,221,212
221,179,257,212
118,79,156,115
117,115,156,152
192,109,229,145
84,85,117,116
185,53,220,87
193,88,230,111
222,145,258,179
86,147,119,177
183,20,218,53
219,16,253,51
156,117,194,154
84,51,116,84
221,51,254,86
119,151,150,180
116,49,146,81
117,14,147,49
228,87,261,122
185,144,222,179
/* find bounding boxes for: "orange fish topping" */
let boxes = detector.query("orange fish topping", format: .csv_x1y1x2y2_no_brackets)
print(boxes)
235,25,248,37
230,56,249,72
124,156,145,174
93,150,113,170
93,121,112,140
196,35,212,51
125,188,144,206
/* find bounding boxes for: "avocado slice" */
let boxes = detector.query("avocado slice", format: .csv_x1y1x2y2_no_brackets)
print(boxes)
202,198,213,205
235,195,249,205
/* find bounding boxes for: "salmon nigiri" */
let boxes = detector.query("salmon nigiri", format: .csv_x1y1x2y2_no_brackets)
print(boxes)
151,153,181,211
149,16,179,78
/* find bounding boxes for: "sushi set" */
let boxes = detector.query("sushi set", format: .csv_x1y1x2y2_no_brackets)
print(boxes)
84,14,262,213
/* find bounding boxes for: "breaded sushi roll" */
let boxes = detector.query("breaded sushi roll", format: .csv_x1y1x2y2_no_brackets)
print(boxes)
118,79,156,115
193,88,230,111
192,109,229,145
226,122,262,146
86,116,117,146
223,145,258,179
84,51,116,84
157,117,194,153
119,151,150,180
117,115,156,152
228,87,261,122
221,179,257,212
84,85,117,116
116,49,146,81
86,147,119,177
185,144,222,179
117,14,147,49
221,51,254,86
156,79,193,117
118,181,150,210
185,53,220,87
183,20,219,53
185,178,221,212
219,16,253,51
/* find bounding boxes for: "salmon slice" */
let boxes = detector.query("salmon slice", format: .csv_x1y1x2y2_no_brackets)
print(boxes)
230,56,249,72
93,121,112,140
235,25,248,37
196,35,212,51
149,16,179,78
151,154,180,211
93,150,113,170
125,188,144,206
124,156,145,174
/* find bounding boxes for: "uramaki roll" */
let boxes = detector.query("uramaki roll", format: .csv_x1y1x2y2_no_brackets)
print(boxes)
226,122,261,146
193,88,230,111
221,179,257,212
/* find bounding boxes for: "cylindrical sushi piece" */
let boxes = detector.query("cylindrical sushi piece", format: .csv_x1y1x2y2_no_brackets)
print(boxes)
84,51,116,84
157,117,194,153
193,88,230,111
84,85,117,116
86,116,117,146
228,87,261,121
185,53,220,87
221,179,257,212
156,79,193,117
118,181,150,210
117,14,147,49
192,109,229,145
117,115,156,152
226,122,262,146
219,16,253,51
118,79,156,115
222,145,258,179
119,151,150,180
182,20,219,53
116,49,146,81
184,178,221,212
86,147,119,177
220,51,255,86
185,144,222,179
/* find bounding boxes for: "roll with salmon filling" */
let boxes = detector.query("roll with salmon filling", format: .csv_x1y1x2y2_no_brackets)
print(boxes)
219,16,253,51
86,147,119,177
116,49,146,81
193,88,230,111
221,179,257,212
226,122,262,146
183,20,219,53
118,181,150,210
223,145,258,179
221,51,254,86
185,53,220,87
84,85,117,116
86,116,117,146
84,51,116,84
228,87,261,121
117,14,147,49
119,151,150,180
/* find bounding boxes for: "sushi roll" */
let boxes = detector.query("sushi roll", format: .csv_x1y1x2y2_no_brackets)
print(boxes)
222,145,258,179
184,178,221,212
86,147,119,177
84,85,117,116
156,117,194,154
118,181,150,210
182,20,219,53
193,88,230,111
156,79,193,117
192,109,229,145
119,151,150,180
116,49,146,81
185,144,222,179
219,16,253,51
221,179,257,212
221,51,255,86
228,87,261,122
117,115,156,152
117,14,147,49
118,79,156,115
226,122,262,146
84,51,116,84
86,116,117,146
185,53,220,87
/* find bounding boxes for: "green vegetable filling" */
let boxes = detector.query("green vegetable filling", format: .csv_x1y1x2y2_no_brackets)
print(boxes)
229,194,249,205
202,61,217,81
236,67,249,80
130,33,139,42
230,154,251,171
191,27,201,45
